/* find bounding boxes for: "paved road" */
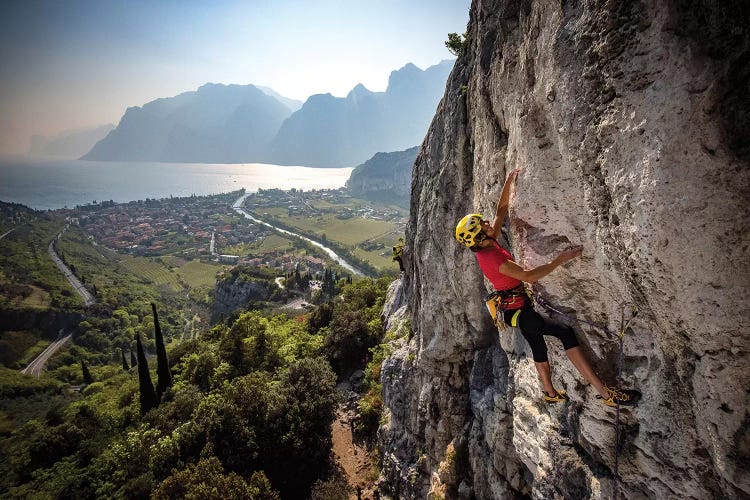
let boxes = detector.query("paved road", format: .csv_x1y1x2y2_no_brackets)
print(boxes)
0,227,16,241
48,236,95,306
281,297,310,310
21,333,72,377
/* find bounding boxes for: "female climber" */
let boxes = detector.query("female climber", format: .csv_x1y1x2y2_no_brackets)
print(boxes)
454,169,638,407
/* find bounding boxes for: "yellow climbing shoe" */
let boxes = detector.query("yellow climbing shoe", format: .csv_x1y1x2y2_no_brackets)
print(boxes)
597,385,641,407
543,389,569,403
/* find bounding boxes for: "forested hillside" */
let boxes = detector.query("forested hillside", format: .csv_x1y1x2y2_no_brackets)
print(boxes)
0,277,392,498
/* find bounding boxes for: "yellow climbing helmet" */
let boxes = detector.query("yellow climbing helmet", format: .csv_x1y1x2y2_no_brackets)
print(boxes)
455,213,484,248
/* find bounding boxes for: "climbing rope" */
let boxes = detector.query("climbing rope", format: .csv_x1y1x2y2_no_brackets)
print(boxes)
613,305,637,500
530,288,638,499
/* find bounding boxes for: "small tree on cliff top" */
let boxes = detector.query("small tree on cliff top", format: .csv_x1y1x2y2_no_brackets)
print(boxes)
445,31,469,57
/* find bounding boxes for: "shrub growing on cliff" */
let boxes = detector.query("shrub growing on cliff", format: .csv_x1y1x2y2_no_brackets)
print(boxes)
445,31,469,56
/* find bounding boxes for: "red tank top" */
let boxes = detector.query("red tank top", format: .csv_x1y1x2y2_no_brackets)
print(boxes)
475,242,527,309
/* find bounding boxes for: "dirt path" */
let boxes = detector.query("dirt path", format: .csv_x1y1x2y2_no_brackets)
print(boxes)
332,383,379,499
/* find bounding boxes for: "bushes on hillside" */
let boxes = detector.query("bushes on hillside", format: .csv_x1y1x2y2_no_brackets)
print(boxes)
0,278,390,499
311,277,391,378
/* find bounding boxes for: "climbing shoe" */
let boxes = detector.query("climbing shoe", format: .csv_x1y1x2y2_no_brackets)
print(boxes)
543,389,569,403
597,385,641,407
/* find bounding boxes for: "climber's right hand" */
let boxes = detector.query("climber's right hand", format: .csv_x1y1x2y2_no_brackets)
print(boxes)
554,245,583,265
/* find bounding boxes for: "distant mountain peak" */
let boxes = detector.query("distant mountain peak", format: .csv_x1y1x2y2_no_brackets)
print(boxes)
347,83,373,99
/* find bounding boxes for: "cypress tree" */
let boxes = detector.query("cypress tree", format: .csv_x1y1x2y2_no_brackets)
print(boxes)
135,333,158,414
130,349,137,367
151,303,172,401
81,359,93,385
121,348,129,370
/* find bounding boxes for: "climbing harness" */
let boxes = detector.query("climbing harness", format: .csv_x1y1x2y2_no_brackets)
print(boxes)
531,288,638,500
484,283,527,329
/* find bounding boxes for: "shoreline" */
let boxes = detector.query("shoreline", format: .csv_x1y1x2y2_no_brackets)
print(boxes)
0,158,353,211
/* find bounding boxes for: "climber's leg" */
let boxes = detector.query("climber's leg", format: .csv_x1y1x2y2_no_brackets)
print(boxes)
564,347,610,398
534,361,557,397
510,308,565,400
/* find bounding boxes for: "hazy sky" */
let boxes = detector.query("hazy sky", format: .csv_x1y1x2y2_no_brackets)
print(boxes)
0,0,470,154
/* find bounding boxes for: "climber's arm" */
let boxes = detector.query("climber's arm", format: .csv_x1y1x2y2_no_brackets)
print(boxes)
498,246,583,283
492,169,520,235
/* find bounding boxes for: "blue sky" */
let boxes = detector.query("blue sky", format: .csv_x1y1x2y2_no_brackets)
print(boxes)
0,0,470,154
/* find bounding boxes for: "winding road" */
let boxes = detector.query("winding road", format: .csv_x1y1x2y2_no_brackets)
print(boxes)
48,229,95,306
21,332,72,378
0,227,16,241
232,193,365,276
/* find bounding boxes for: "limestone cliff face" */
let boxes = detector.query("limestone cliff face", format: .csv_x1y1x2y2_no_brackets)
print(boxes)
378,1,750,499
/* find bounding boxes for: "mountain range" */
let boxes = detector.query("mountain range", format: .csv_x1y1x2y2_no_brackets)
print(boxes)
30,124,115,158
82,61,453,167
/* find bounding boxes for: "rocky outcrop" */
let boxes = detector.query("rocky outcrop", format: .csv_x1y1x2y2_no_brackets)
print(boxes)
346,147,418,207
211,268,275,321
379,1,750,499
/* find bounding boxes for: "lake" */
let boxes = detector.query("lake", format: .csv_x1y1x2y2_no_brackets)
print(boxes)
0,157,353,210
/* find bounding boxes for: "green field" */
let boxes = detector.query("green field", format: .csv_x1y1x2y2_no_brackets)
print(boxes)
262,213,402,273
118,256,183,292
174,260,222,288
271,214,395,246
55,226,227,309
246,192,408,274
117,253,225,292
222,233,297,257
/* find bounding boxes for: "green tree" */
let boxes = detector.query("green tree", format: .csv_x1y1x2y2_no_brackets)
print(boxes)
81,359,93,384
121,348,129,370
151,303,173,400
135,333,158,414
445,31,469,56
307,301,334,333
263,357,338,498
324,309,374,376
152,457,279,500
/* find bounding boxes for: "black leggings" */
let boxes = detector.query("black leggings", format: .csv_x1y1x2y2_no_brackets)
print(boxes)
502,306,579,363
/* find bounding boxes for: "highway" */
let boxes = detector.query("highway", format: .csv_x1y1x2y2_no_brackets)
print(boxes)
0,227,16,241
21,333,72,378
48,230,95,306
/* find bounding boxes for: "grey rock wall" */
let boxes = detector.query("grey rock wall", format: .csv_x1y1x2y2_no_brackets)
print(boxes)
378,1,750,499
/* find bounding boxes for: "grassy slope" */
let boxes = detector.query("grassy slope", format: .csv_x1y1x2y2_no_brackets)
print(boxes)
0,217,80,310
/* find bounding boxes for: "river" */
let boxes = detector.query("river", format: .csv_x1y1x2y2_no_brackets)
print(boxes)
232,194,365,276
